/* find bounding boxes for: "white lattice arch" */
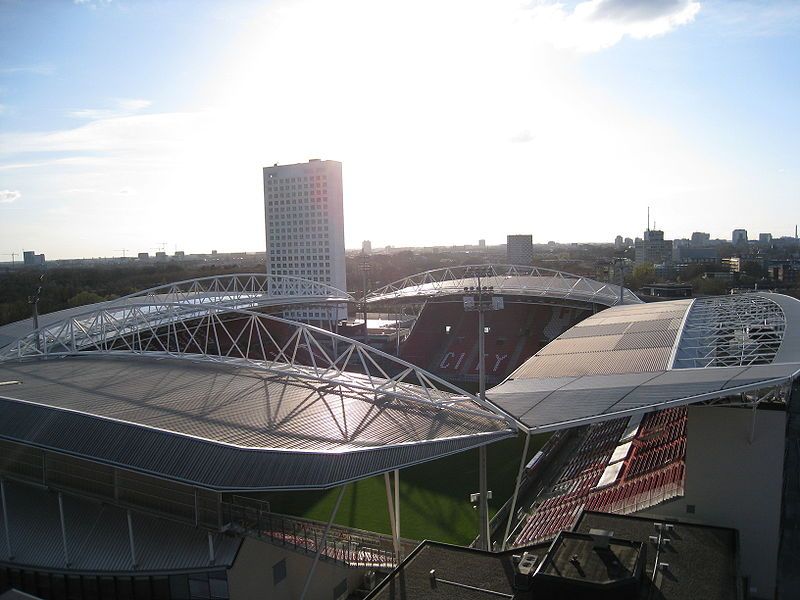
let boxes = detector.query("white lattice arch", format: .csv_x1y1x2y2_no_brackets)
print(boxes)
365,264,640,307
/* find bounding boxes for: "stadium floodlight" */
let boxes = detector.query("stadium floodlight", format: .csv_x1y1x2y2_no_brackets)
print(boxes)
463,266,505,551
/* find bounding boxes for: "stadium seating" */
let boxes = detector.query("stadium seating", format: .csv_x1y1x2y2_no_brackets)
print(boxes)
400,300,589,385
513,407,688,546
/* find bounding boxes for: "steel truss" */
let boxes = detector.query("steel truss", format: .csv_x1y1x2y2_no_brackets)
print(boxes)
0,303,509,422
673,294,786,369
364,264,641,307
113,273,353,308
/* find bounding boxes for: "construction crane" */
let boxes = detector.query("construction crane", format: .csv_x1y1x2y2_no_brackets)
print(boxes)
116,249,129,258
1,252,18,265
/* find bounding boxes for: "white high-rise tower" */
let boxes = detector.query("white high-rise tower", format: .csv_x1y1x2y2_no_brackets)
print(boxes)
263,159,347,323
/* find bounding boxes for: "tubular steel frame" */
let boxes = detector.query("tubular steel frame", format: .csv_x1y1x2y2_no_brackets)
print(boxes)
673,294,786,369
364,264,641,307
113,272,354,308
0,303,511,423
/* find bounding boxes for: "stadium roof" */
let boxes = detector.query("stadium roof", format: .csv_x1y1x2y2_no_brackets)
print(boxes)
0,478,240,573
0,273,352,349
487,293,800,432
364,264,642,307
0,301,515,491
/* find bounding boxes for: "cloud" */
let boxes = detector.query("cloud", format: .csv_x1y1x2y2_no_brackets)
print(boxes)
524,0,701,52
0,190,21,204
67,98,152,120
0,64,55,76
510,129,535,143
73,0,113,7
588,0,697,22
0,110,205,157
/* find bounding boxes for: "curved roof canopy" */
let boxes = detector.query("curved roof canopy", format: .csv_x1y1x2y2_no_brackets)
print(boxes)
0,273,353,350
0,302,514,491
487,293,800,432
365,265,641,307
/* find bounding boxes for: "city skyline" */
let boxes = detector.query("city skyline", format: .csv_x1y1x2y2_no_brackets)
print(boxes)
2,0,800,259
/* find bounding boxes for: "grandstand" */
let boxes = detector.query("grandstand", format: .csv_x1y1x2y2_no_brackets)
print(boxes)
488,292,800,598
0,275,517,600
366,265,637,387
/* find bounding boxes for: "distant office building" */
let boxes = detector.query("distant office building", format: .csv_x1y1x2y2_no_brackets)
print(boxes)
691,232,711,246
624,237,633,247
137,252,149,260
674,245,717,264
722,256,742,273
507,234,533,265
264,159,346,322
634,230,673,265
155,251,167,259
361,240,372,254
614,235,623,250
22,250,45,266
759,233,773,244
732,229,748,245
478,239,486,249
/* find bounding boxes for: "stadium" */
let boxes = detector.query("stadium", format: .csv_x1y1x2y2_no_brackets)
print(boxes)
364,265,640,388
0,270,798,599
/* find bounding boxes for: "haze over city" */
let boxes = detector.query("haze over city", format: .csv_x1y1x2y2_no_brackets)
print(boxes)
1,0,799,259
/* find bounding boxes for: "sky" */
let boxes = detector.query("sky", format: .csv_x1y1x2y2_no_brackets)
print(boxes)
1,0,799,259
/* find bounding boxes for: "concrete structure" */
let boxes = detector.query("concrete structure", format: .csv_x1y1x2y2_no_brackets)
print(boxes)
21,251,44,267
639,405,785,599
264,159,346,322
634,230,672,265
361,240,371,254
615,235,624,250
507,234,534,265
759,233,773,244
732,229,748,245
367,512,739,600
690,232,711,246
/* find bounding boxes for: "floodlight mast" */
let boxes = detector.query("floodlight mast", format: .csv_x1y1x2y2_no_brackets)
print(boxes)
464,267,505,551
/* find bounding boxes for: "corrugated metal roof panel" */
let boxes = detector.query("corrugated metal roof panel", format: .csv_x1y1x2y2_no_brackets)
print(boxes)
0,356,514,491
538,335,623,355
512,347,671,378
0,479,240,572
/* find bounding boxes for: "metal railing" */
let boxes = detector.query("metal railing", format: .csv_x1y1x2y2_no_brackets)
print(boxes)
222,503,416,569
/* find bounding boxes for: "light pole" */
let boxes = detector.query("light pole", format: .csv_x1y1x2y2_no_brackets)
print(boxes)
28,273,44,351
613,257,628,305
463,267,504,550
359,254,371,344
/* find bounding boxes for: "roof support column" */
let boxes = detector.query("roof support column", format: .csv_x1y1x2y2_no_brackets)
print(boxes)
300,485,346,600
394,469,401,557
478,444,490,551
749,400,759,445
58,492,70,566
501,432,530,551
384,473,400,563
207,531,215,565
127,509,137,569
1,479,13,560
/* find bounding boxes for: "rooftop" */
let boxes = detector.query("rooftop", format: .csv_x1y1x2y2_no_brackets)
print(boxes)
0,355,512,491
366,511,739,600
488,293,800,432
